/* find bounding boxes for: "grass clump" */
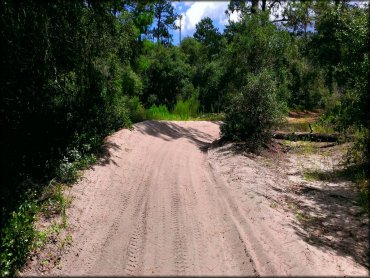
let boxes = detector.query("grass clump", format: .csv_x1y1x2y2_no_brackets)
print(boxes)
146,104,180,120
173,95,200,120
146,96,201,121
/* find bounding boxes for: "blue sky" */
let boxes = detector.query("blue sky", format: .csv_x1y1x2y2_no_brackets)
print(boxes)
171,1,239,45
169,0,368,45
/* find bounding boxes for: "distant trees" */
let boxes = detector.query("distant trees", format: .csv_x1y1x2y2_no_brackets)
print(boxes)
193,17,223,57
140,44,193,108
221,0,368,153
151,0,178,44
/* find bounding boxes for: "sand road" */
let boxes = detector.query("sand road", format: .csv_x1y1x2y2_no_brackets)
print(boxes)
23,121,367,276
49,121,258,276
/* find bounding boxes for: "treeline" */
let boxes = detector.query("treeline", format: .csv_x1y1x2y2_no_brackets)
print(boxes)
0,0,369,275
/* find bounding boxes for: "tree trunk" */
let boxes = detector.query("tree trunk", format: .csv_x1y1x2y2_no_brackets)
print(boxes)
251,0,258,14
261,0,267,11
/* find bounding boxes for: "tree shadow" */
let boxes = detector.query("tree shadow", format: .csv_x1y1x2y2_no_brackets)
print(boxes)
283,169,369,268
212,140,369,268
209,138,283,159
135,120,220,152
97,141,121,166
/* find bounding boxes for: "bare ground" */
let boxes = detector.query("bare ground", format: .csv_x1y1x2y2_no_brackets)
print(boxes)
21,121,368,276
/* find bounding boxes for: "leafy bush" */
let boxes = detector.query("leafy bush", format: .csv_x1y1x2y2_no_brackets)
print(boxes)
127,96,147,123
141,45,193,108
56,157,79,184
221,70,286,146
0,201,37,276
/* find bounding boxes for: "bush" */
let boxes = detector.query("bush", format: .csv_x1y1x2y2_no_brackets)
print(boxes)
127,96,147,123
0,201,37,276
221,70,286,147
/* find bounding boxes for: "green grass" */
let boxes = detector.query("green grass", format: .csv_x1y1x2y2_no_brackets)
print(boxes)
282,140,317,155
146,103,224,122
146,104,183,120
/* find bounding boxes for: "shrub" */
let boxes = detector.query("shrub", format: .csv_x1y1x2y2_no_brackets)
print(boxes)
0,201,37,276
127,96,147,123
221,70,286,147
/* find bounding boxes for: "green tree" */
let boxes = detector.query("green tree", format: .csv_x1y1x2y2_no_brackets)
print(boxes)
141,45,192,108
282,0,315,38
221,12,292,146
151,0,178,45
180,37,201,66
193,17,223,58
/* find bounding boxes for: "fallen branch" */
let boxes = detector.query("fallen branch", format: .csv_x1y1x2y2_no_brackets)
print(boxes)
272,132,340,142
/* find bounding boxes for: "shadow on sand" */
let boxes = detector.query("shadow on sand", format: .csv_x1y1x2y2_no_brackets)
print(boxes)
135,120,221,152
285,169,369,268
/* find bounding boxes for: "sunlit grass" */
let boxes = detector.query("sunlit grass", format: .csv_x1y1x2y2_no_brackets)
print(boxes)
145,103,224,121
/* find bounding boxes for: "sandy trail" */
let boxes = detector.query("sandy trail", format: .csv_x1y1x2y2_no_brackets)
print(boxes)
22,121,367,276
46,121,257,276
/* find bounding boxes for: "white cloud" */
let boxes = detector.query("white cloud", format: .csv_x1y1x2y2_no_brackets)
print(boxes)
179,1,230,36
222,10,241,25
349,1,368,8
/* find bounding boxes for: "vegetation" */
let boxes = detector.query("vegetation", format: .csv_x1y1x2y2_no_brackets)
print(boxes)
0,0,368,275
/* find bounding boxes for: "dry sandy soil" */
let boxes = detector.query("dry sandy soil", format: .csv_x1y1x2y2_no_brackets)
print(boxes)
21,121,368,276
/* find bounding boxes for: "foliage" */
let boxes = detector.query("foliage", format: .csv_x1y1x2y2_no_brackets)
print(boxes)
221,13,291,147
173,94,200,120
180,37,202,66
193,17,222,57
0,201,37,276
146,95,200,121
141,45,193,108
221,69,286,145
151,0,178,44
127,96,147,123
194,60,226,113
146,104,178,120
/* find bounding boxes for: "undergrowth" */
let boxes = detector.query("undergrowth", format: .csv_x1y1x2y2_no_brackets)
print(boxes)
145,98,223,122
0,151,96,276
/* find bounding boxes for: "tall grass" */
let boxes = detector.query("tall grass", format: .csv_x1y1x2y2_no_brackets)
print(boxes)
146,104,181,120
173,96,200,120
146,96,201,121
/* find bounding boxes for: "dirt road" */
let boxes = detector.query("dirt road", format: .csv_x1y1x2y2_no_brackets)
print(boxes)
22,121,368,276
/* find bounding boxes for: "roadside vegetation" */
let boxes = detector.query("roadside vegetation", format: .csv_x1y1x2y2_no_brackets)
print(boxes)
0,0,368,275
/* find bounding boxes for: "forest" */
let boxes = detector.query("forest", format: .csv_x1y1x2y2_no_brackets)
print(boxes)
0,0,369,275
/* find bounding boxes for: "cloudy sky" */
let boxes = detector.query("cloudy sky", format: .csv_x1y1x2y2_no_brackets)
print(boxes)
169,1,367,45
171,1,240,45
